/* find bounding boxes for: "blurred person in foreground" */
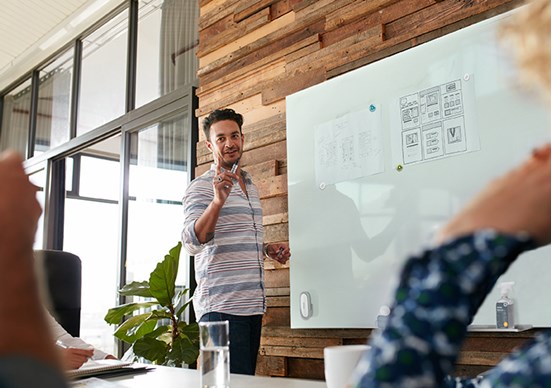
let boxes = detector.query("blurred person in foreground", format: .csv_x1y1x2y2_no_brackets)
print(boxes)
351,0,551,386
0,150,68,387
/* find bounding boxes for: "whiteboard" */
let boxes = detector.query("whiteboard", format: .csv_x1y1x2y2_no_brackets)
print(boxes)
287,8,550,329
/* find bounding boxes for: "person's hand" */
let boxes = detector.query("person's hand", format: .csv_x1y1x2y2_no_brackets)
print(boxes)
104,354,118,360
212,157,239,205
0,150,42,253
61,347,94,370
266,243,291,264
436,144,551,246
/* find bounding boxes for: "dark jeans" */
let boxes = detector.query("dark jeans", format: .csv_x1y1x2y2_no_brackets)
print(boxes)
199,312,262,375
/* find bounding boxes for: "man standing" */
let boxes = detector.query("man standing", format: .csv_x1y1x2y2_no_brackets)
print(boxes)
182,108,290,375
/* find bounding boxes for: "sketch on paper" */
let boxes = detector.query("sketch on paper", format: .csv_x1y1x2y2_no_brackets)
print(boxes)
398,79,476,165
314,106,384,186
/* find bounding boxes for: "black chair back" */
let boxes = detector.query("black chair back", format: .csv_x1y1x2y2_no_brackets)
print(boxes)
36,249,82,337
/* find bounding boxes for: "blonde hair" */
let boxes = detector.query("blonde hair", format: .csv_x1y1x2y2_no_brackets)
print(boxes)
500,0,551,101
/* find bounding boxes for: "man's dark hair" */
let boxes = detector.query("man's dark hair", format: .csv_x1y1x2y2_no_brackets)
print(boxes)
202,108,244,140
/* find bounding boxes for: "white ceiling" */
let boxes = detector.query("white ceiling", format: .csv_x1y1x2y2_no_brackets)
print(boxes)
0,0,123,91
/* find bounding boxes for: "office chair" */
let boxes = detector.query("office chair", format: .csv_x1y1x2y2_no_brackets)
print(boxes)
35,249,82,337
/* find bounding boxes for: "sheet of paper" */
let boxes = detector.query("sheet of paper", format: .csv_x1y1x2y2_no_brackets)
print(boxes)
392,77,480,167
314,106,384,187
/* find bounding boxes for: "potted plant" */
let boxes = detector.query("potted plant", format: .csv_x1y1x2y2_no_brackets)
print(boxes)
104,242,199,366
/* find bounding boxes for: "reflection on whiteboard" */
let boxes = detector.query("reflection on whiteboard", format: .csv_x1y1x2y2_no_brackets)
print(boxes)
396,78,480,165
315,106,384,186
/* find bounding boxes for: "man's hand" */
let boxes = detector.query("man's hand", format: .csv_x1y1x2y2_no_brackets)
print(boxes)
60,347,94,370
265,243,291,264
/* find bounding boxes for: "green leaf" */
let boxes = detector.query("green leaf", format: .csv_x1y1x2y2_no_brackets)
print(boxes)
104,302,159,324
148,309,173,320
149,242,181,306
167,336,200,365
133,337,169,364
144,324,171,339
178,322,199,344
118,281,152,298
175,299,192,318
113,313,157,343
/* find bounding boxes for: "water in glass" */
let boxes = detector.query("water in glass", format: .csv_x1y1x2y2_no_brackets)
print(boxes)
200,345,229,388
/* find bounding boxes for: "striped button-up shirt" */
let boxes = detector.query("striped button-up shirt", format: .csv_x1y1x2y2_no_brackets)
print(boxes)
182,165,265,321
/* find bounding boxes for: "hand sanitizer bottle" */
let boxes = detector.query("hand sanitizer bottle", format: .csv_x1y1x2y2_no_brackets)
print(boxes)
496,281,515,329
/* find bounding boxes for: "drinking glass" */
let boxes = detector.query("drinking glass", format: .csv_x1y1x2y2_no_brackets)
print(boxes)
199,321,230,388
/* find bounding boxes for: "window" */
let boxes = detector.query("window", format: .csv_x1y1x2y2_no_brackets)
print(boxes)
126,112,190,285
35,50,74,154
135,0,199,108
78,10,128,134
63,136,121,356
1,78,32,155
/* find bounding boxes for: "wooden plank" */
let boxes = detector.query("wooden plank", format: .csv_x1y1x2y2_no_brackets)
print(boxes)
271,0,294,19
265,287,290,296
285,24,383,75
264,222,289,245
246,160,279,179
198,94,287,126
260,345,323,359
294,0,351,20
327,0,520,78
199,12,295,68
257,174,288,199
456,351,505,366
256,355,287,377
200,0,241,30
462,336,530,352
266,295,290,307
199,7,271,58
196,60,286,109
291,0,319,12
261,336,342,348
234,0,280,22
284,39,322,63
321,0,434,47
326,38,411,79
199,29,322,88
238,140,288,170
383,0,516,41
325,0,402,31
265,268,290,288
262,66,326,105
261,196,289,216
263,326,373,339
263,212,288,226
263,307,291,326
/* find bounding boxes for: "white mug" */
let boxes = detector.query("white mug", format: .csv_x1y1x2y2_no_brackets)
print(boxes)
324,344,370,388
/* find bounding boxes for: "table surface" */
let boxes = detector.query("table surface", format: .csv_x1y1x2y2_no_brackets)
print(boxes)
97,364,327,387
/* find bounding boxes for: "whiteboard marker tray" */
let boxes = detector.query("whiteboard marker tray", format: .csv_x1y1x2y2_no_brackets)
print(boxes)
467,324,533,332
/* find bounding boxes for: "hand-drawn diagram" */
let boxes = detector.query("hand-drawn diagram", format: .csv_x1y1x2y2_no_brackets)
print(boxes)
315,106,384,186
398,79,470,165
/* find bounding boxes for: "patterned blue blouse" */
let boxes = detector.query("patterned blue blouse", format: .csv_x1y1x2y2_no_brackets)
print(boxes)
351,230,551,387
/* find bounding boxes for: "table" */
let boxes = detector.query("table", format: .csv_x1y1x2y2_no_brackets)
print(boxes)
101,364,327,387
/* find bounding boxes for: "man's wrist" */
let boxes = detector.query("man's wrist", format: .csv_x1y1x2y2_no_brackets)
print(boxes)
263,244,271,259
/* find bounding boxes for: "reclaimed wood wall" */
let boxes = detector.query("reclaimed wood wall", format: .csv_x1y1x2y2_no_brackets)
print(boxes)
195,0,533,380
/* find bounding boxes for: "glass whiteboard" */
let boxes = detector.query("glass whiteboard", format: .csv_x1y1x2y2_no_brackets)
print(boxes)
287,8,551,329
